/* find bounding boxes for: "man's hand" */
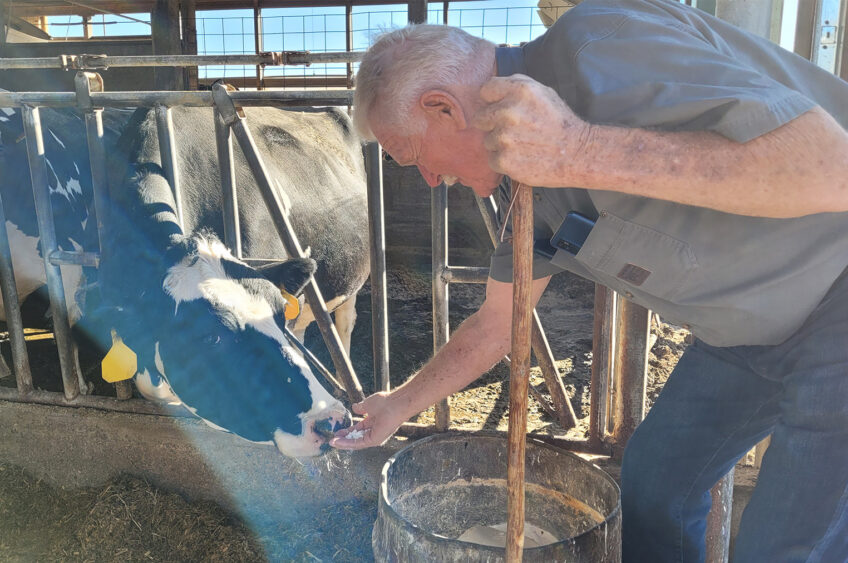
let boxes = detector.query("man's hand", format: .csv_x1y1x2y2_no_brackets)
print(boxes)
472,74,591,188
330,392,407,450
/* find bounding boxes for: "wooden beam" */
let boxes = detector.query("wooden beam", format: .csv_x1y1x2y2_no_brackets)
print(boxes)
151,0,183,90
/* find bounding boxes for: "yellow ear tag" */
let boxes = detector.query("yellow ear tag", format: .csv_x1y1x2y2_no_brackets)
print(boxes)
282,290,300,320
101,336,138,383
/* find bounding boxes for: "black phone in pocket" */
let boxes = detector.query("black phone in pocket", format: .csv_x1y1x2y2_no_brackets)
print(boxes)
551,211,596,255
534,211,596,259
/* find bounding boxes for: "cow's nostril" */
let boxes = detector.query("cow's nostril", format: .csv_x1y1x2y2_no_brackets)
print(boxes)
314,417,334,439
334,411,353,432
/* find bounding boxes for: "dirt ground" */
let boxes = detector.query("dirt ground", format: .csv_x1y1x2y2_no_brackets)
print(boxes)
0,265,688,562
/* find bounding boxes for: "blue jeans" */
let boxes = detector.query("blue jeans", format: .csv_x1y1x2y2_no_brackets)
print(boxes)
621,269,848,562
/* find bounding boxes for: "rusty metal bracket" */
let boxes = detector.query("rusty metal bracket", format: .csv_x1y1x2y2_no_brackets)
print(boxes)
211,82,245,126
73,71,104,112
282,50,312,67
60,54,109,72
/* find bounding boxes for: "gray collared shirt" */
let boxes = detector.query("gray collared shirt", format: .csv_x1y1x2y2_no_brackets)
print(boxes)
489,0,848,346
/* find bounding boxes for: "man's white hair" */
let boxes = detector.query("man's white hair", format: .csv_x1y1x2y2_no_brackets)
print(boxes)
353,24,495,141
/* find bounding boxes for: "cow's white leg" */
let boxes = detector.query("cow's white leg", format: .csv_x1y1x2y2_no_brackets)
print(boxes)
333,295,356,356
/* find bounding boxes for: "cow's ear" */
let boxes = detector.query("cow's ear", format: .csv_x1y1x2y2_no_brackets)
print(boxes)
260,258,316,296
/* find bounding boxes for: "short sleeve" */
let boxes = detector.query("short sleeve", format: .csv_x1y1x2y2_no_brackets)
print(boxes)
560,13,816,142
487,182,567,283
488,239,565,283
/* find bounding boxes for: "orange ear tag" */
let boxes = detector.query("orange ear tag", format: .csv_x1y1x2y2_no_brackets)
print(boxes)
282,291,300,320
102,335,137,383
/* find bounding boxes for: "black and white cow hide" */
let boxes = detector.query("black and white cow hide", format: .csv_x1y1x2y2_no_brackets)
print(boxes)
0,102,369,457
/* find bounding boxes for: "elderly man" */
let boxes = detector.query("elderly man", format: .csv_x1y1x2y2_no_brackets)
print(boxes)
331,0,848,560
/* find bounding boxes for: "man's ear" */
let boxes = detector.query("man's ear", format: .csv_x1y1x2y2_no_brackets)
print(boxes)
259,258,317,296
419,89,467,130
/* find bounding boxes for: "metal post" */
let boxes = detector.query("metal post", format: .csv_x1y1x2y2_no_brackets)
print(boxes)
610,296,650,458
366,143,390,392
214,110,241,258
431,183,451,430
180,0,198,90
211,84,363,402
253,0,264,90
795,0,818,59
154,104,184,230
408,0,428,23
0,191,33,395
151,0,184,90
706,470,735,563
82,15,92,39
506,182,534,562
345,4,354,89
75,72,133,401
589,285,615,448
715,0,777,38
22,106,81,400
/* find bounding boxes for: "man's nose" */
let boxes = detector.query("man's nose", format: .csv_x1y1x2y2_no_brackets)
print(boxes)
417,165,442,188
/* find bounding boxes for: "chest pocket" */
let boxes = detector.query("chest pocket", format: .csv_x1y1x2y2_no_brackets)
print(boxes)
552,211,698,300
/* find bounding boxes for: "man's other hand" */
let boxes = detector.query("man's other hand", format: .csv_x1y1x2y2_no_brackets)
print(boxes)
472,74,590,188
330,392,404,450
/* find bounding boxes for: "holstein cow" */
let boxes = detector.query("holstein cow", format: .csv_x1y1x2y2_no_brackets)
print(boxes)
0,103,369,457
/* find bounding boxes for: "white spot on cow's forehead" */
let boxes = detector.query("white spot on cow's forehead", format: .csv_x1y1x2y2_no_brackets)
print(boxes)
163,235,287,345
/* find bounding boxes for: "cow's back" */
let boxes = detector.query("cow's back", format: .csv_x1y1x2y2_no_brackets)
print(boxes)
131,105,370,303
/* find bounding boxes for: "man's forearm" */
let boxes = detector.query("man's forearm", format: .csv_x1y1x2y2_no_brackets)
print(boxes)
570,107,848,218
388,306,511,421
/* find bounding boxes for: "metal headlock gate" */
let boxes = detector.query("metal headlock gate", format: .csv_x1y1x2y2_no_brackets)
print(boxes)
0,50,648,452
0,51,381,417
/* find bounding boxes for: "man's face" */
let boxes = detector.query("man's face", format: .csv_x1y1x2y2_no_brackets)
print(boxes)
372,111,502,197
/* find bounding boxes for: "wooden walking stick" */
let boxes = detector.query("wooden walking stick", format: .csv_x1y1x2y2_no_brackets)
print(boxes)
506,181,534,562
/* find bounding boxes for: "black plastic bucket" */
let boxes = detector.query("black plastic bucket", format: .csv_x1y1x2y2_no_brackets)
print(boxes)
373,433,621,562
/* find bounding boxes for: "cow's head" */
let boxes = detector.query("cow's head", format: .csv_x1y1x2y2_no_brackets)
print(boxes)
118,232,351,457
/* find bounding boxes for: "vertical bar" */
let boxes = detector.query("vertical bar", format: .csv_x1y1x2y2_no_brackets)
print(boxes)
610,296,650,458
346,4,354,89
589,284,615,448
475,195,578,429
181,0,198,90
0,191,34,394
152,0,184,90
214,111,241,258
795,0,818,59
366,143,390,392
705,470,734,563
443,0,449,24
506,182,533,562
408,0,428,23
840,0,848,81
82,15,92,39
216,92,363,402
22,106,81,400
77,72,134,402
254,0,264,90
431,183,450,430
154,105,184,230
